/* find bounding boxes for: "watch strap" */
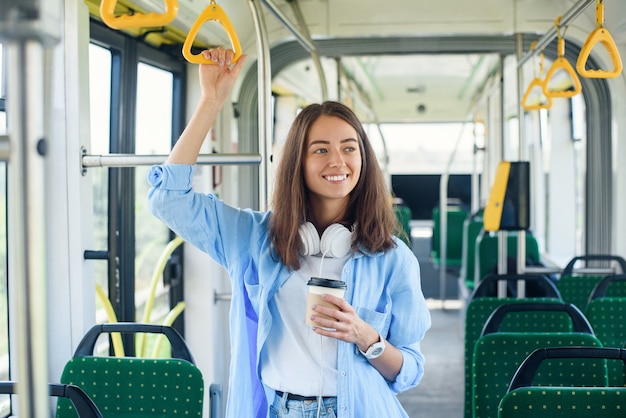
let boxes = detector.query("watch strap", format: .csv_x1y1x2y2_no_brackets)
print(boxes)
359,333,385,360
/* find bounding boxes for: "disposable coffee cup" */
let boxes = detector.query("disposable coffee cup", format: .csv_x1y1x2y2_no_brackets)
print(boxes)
305,277,347,327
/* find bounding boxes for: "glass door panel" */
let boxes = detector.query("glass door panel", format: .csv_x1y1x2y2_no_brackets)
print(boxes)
134,62,173,333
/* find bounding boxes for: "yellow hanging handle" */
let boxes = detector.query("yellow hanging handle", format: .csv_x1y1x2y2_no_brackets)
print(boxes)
576,0,622,79
522,78,553,111
100,0,179,30
522,48,552,111
136,235,184,357
542,17,582,99
182,0,242,64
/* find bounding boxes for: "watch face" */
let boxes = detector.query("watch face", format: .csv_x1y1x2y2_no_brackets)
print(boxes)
372,347,383,356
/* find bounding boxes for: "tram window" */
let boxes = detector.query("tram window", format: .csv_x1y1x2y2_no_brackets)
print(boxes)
0,43,4,99
89,21,185,347
571,95,586,254
380,123,475,174
88,43,112,323
134,62,172,325
0,162,6,415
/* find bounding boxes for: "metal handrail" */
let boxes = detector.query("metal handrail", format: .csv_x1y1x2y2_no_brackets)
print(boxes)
260,0,315,53
81,150,261,173
248,0,272,211
518,0,595,68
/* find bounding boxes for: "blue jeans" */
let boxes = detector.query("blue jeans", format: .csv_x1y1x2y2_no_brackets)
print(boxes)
269,392,338,418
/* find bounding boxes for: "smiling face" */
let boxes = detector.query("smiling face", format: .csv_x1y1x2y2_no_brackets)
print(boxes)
303,115,362,215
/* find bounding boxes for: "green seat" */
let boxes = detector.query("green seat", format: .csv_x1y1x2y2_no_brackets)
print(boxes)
431,205,468,266
557,275,605,312
585,275,626,386
58,324,205,418
584,298,626,386
463,298,564,418
460,211,484,290
393,204,412,247
472,302,602,418
586,298,626,348
498,347,626,418
499,387,626,417
556,255,626,313
476,231,540,283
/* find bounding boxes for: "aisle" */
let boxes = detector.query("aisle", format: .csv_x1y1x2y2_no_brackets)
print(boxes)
397,223,465,417
398,303,464,417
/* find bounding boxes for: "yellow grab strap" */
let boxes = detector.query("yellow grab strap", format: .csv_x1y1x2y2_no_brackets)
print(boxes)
522,77,552,111
576,1,622,79
100,0,179,30
542,18,582,99
522,50,552,111
182,0,242,64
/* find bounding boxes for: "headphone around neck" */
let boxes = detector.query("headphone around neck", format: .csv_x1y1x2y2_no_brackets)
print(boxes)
299,222,353,258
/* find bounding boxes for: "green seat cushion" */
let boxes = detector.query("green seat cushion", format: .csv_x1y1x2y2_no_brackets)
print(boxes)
58,357,204,417
472,333,604,418
498,387,626,417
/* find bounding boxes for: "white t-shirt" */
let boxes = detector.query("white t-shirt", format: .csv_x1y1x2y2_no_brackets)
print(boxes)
261,253,350,397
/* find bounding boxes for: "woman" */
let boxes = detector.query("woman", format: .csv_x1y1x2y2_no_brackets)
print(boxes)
148,47,431,418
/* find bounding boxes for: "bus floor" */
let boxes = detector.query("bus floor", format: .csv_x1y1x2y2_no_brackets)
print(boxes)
397,222,464,417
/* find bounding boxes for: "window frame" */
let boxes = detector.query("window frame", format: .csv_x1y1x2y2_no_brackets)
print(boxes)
89,20,187,352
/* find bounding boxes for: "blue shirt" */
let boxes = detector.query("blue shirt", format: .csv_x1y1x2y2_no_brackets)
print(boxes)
147,164,431,418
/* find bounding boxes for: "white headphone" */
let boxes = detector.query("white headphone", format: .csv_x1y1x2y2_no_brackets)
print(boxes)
299,222,353,258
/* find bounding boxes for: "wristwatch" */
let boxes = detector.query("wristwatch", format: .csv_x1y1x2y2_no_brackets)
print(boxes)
359,333,385,360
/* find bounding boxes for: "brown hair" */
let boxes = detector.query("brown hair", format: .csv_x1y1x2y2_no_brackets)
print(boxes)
269,101,399,270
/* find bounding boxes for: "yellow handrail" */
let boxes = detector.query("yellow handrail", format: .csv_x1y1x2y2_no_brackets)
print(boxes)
542,17,582,99
576,0,622,79
100,0,179,30
95,283,125,357
150,301,186,358
522,48,552,111
136,235,184,357
182,0,242,64
522,78,553,111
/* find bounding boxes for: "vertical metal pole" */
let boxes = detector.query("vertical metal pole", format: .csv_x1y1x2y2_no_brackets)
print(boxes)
1,1,61,415
471,131,480,215
439,173,448,305
336,57,342,102
515,33,527,298
497,55,507,298
248,0,272,210
7,39,49,418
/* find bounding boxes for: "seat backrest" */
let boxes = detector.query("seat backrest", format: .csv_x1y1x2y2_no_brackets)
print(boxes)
476,231,540,282
498,386,626,417
470,274,561,300
460,212,484,289
498,347,626,418
463,298,564,418
58,357,204,417
431,205,468,266
473,333,604,418
58,324,204,418
589,274,626,300
585,297,626,386
557,275,606,313
480,301,593,336
557,255,626,312
0,381,103,418
471,301,601,418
